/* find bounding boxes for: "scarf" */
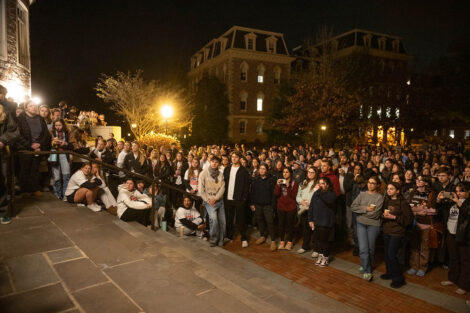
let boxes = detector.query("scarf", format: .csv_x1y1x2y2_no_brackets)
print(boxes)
209,166,219,183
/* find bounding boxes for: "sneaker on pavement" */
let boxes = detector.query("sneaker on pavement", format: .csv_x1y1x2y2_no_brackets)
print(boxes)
363,273,373,282
241,240,248,248
278,241,285,250
441,280,454,286
255,236,266,245
456,288,466,295
77,203,86,207
358,266,364,273
319,256,329,267
315,254,323,266
87,203,101,212
406,268,417,275
0,216,12,225
416,270,425,277
209,240,217,247
297,248,306,254
270,241,277,251
285,241,293,251
311,251,319,258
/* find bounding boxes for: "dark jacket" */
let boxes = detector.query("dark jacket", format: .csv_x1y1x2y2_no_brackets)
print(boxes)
434,182,455,230
90,148,115,165
124,153,151,177
250,175,275,206
456,198,470,246
154,161,173,183
0,109,19,149
293,168,306,185
343,172,355,206
15,112,51,151
382,197,413,236
274,181,299,212
308,189,337,227
172,160,188,186
223,164,250,201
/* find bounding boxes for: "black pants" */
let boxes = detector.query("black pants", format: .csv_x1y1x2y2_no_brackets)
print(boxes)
171,184,184,210
300,213,313,250
254,204,275,241
315,226,332,257
278,210,295,242
384,234,405,284
447,232,470,290
18,154,41,193
120,208,150,226
225,199,247,241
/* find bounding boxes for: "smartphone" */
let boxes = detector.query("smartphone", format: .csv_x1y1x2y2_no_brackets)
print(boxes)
443,191,452,198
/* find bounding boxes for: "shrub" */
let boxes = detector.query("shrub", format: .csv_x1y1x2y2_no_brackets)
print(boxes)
138,133,181,150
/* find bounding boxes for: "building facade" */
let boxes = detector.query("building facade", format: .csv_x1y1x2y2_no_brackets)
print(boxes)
293,29,413,145
188,26,295,142
0,0,33,103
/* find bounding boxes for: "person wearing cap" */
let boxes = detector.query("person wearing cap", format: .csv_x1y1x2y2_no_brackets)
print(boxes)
15,100,51,198
293,160,306,184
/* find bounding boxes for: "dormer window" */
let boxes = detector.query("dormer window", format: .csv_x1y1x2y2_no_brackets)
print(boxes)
378,37,386,50
265,36,278,54
363,33,372,48
203,48,210,61
244,33,257,51
257,64,265,84
392,39,400,53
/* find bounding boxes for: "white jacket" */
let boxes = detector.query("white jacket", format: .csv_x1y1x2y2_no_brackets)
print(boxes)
116,184,151,218
64,170,89,197
174,206,203,229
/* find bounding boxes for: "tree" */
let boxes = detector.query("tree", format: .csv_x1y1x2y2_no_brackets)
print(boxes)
190,76,229,144
96,70,192,139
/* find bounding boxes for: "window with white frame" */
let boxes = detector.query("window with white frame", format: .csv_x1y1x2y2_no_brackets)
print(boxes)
239,120,246,134
245,33,257,51
257,93,264,111
395,107,400,119
363,33,372,48
257,64,265,84
266,36,277,53
378,37,386,50
386,107,391,118
376,107,382,119
0,0,6,60
17,2,30,69
449,129,455,138
367,106,372,119
392,39,400,53
256,121,263,135
273,66,281,84
465,129,470,139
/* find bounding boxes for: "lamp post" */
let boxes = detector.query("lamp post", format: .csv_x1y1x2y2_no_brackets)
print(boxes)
318,125,326,148
160,104,174,135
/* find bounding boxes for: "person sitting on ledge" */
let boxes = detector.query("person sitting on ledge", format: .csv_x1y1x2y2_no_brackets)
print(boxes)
117,178,151,226
175,195,205,237
64,162,102,212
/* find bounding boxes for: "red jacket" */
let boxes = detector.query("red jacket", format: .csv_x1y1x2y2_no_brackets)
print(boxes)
320,171,341,196
274,181,299,212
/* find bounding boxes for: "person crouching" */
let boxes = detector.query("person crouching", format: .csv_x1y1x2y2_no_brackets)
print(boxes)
64,163,102,212
117,178,151,226
175,195,205,237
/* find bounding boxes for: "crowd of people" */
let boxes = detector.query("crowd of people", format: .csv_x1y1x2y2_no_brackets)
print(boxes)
0,84,469,299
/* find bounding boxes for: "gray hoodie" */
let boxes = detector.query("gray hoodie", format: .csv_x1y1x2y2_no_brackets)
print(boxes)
351,191,384,227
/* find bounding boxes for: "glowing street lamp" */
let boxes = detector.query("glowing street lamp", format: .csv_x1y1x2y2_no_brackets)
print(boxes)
131,123,137,129
318,125,327,147
32,96,42,105
160,104,174,134
321,125,327,131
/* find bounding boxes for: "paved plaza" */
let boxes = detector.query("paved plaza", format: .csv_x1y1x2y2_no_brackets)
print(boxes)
0,194,468,313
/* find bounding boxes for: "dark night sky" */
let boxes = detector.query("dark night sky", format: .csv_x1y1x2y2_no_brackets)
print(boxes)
30,0,469,119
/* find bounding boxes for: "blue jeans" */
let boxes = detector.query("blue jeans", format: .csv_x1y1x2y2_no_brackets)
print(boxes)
204,200,226,244
356,222,381,274
384,234,405,284
52,154,70,198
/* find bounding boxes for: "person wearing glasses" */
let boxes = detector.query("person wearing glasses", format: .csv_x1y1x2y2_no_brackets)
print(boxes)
407,175,436,277
351,176,384,281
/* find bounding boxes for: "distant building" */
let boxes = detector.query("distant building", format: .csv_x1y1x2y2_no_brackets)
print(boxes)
188,26,295,142
0,0,33,103
293,29,413,145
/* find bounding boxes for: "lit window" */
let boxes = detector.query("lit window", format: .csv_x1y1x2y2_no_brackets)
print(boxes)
449,130,455,138
377,107,382,119
257,98,263,111
17,3,30,69
359,105,363,119
239,121,246,134
465,130,470,139
395,108,400,119
434,130,438,136
257,75,263,83
367,106,372,119
386,107,391,119
257,64,265,84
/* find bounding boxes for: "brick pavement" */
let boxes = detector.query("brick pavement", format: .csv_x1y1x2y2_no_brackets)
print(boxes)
224,237,465,313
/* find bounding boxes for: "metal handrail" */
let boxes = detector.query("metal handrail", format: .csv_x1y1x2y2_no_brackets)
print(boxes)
11,150,201,230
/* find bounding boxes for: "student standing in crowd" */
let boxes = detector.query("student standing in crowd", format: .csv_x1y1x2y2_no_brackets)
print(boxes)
50,119,73,199
309,177,337,267
274,167,299,251
224,152,250,248
171,152,188,209
250,164,276,251
70,128,90,174
296,167,319,255
381,182,413,288
16,100,51,197
199,156,225,246
351,176,384,281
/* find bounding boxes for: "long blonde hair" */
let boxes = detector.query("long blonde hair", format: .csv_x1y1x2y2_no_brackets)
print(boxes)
0,104,5,124
301,168,319,192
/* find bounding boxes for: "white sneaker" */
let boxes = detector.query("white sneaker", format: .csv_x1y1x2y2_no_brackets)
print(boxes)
315,254,323,265
87,203,102,212
297,248,306,254
242,240,248,248
441,280,454,286
77,203,86,207
311,251,319,258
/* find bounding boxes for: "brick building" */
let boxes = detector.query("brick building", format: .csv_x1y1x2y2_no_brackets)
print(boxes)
188,26,294,142
293,29,413,145
0,0,33,103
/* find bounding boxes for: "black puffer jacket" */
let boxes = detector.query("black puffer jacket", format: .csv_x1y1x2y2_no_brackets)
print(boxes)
456,198,470,246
